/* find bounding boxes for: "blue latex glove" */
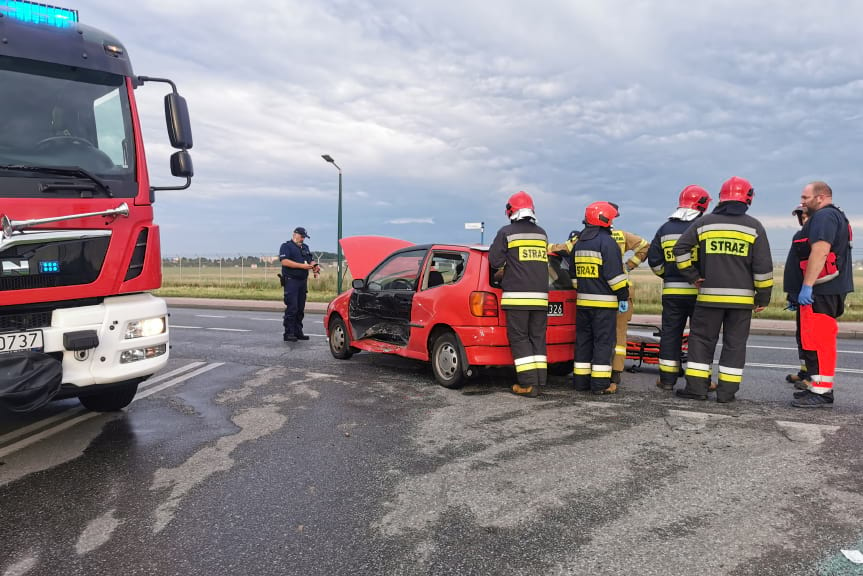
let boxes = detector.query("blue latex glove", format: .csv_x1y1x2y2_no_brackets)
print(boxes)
797,284,814,306
618,300,629,313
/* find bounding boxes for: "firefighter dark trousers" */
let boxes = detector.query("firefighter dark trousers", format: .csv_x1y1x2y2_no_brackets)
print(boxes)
506,309,548,389
658,296,696,387
574,307,617,393
684,306,752,401
797,293,845,392
283,277,308,338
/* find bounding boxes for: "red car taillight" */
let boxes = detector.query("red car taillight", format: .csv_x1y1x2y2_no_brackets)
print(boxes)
470,291,499,317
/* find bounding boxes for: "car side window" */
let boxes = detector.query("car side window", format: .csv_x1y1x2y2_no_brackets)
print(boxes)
366,249,427,292
423,251,469,290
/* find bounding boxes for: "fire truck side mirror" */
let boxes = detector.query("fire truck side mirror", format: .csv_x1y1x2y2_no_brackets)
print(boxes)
170,150,194,178
165,93,193,150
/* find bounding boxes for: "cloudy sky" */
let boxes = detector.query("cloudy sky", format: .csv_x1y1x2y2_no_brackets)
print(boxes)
75,0,862,260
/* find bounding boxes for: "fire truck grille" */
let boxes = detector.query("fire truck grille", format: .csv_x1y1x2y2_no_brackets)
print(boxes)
0,275,61,291
0,310,53,331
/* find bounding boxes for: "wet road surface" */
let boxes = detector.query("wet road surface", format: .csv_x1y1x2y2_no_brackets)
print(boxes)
1,307,862,576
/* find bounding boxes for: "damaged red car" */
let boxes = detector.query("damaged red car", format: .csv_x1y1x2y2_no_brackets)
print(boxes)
324,236,576,388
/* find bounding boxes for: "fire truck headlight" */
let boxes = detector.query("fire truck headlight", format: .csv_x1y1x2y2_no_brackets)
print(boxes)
125,317,166,339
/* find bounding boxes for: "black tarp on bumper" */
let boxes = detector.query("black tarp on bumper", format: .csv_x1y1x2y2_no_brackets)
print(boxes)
0,351,62,412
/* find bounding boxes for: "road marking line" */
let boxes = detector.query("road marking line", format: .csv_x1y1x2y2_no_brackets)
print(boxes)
747,345,863,355
746,362,863,375
139,361,207,390
207,327,251,332
133,363,224,401
0,362,206,448
0,363,223,459
170,325,202,329
195,315,226,318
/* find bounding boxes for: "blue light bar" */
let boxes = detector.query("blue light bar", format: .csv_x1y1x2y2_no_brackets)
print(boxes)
39,260,60,274
0,0,79,27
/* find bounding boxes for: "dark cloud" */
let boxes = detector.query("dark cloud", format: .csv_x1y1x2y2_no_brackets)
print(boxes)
72,0,861,258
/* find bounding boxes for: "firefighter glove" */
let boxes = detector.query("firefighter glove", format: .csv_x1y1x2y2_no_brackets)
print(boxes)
798,284,814,306
618,300,629,314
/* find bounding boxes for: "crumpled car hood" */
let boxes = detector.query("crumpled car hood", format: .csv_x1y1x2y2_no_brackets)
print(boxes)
339,236,414,279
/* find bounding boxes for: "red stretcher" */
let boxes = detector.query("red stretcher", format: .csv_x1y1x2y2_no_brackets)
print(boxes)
625,323,689,372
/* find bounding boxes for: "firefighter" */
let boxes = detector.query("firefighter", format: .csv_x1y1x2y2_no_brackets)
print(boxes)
791,181,854,408
549,224,647,387
647,185,712,391
489,191,549,398
609,226,650,387
672,176,773,403
571,202,629,395
784,204,810,388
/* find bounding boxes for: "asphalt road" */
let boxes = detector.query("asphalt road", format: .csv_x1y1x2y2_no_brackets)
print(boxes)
1,306,863,576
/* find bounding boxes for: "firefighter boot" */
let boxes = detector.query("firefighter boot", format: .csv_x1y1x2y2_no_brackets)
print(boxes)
512,384,539,398
593,382,618,395
611,370,623,386
656,378,674,391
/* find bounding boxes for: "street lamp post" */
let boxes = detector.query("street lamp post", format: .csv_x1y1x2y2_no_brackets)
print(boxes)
321,154,343,293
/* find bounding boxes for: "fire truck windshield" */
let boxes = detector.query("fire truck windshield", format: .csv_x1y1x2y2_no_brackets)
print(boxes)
0,55,137,198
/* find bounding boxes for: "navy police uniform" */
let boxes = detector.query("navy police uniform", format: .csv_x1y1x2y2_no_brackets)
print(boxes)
279,228,316,341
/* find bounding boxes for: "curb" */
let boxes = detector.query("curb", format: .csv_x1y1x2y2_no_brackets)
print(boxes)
164,298,863,340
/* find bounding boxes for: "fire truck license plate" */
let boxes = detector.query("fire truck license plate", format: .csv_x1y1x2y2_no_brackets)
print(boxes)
0,330,44,354
547,303,563,317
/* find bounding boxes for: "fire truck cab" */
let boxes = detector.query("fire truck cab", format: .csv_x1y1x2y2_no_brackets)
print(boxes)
0,2,193,412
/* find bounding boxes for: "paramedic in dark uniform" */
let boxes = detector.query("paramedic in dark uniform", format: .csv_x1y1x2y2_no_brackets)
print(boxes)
791,181,854,408
489,191,549,398
784,204,810,389
673,176,773,403
647,185,712,391
571,202,629,395
279,227,319,342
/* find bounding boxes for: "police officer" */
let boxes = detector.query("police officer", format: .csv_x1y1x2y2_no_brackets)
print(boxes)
672,177,773,403
791,181,854,408
647,185,712,391
279,227,319,342
489,191,549,398
784,204,810,388
571,202,629,395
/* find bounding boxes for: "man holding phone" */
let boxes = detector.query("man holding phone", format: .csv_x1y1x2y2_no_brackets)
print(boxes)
279,227,319,342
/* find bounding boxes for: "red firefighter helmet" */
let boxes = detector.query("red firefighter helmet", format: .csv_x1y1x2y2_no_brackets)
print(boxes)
505,191,535,219
719,176,754,205
678,185,712,213
584,201,619,228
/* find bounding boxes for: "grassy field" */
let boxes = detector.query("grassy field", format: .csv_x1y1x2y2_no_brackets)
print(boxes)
155,264,862,321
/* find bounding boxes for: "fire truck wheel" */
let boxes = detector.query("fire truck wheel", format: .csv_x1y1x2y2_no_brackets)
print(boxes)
328,316,354,360
78,380,139,412
431,331,467,389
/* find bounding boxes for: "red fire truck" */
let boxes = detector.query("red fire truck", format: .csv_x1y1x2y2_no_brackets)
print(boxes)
0,2,194,412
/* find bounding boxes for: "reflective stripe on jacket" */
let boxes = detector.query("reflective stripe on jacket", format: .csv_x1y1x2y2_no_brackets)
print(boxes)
489,219,549,310
647,217,701,298
570,227,629,308
672,207,773,309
